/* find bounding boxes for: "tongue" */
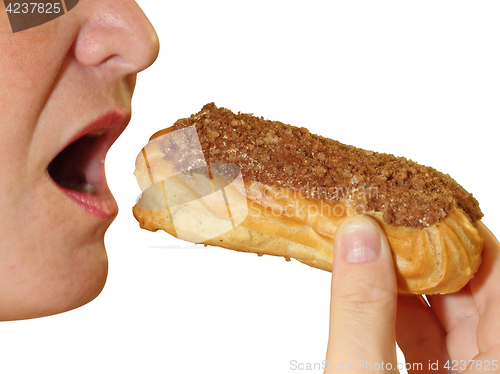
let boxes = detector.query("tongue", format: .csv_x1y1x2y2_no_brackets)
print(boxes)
48,136,99,193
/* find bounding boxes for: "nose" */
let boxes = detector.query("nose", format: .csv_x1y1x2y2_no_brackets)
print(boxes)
72,0,160,76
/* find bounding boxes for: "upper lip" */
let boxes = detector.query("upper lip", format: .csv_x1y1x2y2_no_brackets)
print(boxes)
48,110,131,195
62,110,131,156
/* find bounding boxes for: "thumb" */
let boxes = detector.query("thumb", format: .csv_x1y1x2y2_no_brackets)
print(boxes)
325,215,399,372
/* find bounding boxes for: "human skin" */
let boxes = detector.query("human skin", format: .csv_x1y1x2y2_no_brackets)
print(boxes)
325,216,500,373
0,1,159,320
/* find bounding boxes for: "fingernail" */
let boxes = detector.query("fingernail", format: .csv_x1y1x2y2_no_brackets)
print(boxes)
338,217,381,264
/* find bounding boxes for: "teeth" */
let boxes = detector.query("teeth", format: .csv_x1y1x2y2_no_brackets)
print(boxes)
75,183,96,194
86,129,105,137
59,179,96,194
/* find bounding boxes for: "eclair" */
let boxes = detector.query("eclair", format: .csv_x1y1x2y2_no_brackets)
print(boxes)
133,103,484,294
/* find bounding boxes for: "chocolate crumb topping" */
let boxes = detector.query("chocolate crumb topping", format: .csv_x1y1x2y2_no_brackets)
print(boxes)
156,103,483,229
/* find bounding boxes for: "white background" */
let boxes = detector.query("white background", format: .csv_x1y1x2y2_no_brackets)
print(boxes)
1,1,500,373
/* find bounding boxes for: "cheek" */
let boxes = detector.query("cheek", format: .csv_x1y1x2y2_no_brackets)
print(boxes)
0,20,77,182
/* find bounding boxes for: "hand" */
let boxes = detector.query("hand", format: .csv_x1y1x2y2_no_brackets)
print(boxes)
323,216,500,373
397,222,500,373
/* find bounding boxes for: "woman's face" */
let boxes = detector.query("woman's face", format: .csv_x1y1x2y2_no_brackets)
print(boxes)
0,1,159,320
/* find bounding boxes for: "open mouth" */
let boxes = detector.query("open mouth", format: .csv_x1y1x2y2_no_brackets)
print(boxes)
48,130,107,195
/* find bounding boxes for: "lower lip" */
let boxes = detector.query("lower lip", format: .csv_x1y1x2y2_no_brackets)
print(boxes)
57,186,118,220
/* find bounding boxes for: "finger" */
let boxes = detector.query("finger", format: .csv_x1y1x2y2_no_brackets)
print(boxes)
426,285,479,361
469,223,500,354
476,296,500,357
470,223,500,312
396,295,451,373
325,215,398,371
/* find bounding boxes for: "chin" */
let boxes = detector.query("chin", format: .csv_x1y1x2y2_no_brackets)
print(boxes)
55,242,109,317
0,241,109,322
